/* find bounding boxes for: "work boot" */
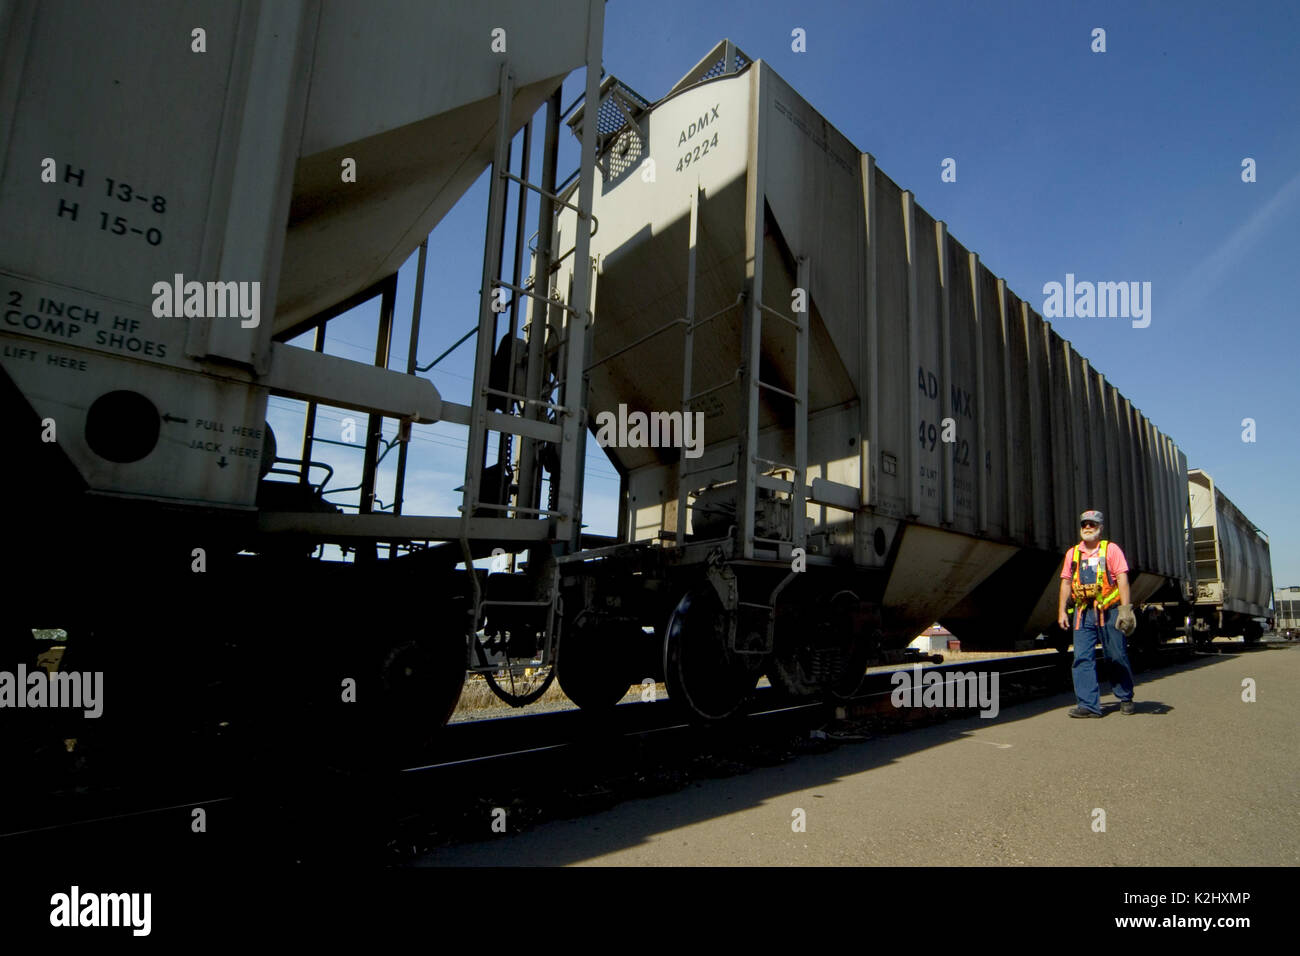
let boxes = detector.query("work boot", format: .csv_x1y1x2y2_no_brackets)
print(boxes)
1120,700,1135,715
1067,706,1102,718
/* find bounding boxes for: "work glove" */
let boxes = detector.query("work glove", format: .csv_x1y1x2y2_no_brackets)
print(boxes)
1116,604,1137,637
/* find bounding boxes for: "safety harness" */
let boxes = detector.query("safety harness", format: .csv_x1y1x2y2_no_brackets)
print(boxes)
1070,539,1121,629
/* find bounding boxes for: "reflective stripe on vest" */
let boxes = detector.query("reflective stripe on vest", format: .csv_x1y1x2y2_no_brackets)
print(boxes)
1071,539,1122,610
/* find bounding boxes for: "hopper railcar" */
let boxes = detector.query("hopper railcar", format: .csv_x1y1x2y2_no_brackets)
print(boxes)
1163,470,1273,645
1,0,609,761
545,40,1197,718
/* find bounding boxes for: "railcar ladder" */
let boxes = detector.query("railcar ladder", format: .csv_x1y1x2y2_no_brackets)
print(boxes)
734,257,810,560
670,207,810,558
456,4,604,659
460,65,598,544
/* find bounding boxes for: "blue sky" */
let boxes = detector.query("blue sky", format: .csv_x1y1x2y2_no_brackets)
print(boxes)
269,0,1300,591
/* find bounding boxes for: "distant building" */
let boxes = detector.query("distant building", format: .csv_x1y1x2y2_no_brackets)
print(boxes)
910,623,955,654
1275,587,1300,632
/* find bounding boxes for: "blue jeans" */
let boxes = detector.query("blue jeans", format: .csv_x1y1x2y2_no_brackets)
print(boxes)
1072,606,1135,714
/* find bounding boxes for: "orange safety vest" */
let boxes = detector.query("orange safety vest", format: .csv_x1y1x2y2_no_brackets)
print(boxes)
1070,540,1122,616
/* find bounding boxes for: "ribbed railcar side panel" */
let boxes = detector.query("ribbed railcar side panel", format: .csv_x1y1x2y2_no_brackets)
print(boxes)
1119,389,1141,571
873,169,908,521
945,236,979,537
1085,365,1107,533
1100,381,1124,556
910,200,942,527
997,281,1020,542
1164,435,1181,577
1019,305,1043,548
1065,348,1087,527
1156,432,1170,577
977,265,1007,540
1143,418,1162,575
1011,287,1034,545
1159,428,1175,577
1047,330,1074,552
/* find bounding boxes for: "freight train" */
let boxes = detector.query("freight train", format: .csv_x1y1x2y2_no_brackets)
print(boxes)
0,3,1274,762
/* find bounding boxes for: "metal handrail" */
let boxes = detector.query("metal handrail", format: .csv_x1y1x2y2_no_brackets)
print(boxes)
499,170,598,236
686,370,741,403
321,436,401,498
493,278,578,315
467,501,565,519
418,326,477,372
267,457,335,491
757,379,800,402
481,385,569,413
757,301,802,330
312,436,366,450
586,317,687,370
693,293,746,329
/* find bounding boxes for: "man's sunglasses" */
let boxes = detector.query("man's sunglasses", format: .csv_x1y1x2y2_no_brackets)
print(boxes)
1080,521,1099,529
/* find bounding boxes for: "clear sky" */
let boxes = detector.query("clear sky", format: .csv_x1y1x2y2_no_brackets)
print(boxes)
268,0,1300,592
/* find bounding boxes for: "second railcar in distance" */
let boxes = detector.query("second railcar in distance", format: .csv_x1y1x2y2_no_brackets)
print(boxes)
545,41,1191,716
1185,469,1273,642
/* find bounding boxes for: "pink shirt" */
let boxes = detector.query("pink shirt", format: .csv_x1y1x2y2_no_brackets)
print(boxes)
1060,541,1129,580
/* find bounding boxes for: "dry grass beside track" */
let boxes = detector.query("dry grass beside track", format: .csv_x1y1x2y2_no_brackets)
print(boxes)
453,674,569,714
451,674,671,718
452,647,1065,716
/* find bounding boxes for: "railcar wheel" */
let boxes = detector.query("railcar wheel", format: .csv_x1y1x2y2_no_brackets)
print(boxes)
314,630,469,771
766,644,818,700
557,613,633,711
827,593,875,701
767,592,872,701
663,587,761,722
376,635,467,754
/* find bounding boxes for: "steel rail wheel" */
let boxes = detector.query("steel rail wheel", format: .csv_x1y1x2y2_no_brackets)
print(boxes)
663,587,761,722
827,591,874,701
557,612,633,711
315,630,471,772
767,595,873,702
377,635,468,754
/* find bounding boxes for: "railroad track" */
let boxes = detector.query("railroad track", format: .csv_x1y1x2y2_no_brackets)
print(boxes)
4,639,1282,865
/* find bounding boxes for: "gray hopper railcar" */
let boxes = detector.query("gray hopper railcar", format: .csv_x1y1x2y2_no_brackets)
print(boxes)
1183,470,1273,643
1,0,609,759
545,41,1195,716
1136,471,1273,646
